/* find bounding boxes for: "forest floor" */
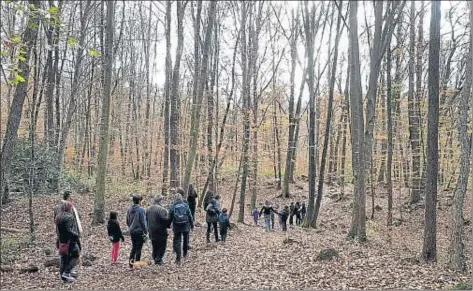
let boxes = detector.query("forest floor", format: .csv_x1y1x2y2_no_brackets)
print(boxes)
0,177,472,290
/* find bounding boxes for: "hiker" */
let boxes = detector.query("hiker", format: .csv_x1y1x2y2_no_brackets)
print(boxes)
187,184,198,221
53,190,82,278
294,202,302,226
169,192,194,265
270,205,277,230
218,208,230,242
289,202,295,225
126,194,148,269
107,211,125,264
146,195,171,265
259,201,276,232
56,201,81,283
251,207,259,226
205,192,221,243
301,202,307,222
278,206,290,231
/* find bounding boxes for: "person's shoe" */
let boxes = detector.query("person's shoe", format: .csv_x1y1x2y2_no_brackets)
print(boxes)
61,273,75,283
156,259,164,265
175,258,181,265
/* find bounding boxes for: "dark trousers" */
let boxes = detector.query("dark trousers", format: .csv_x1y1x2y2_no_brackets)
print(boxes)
281,220,288,231
220,227,228,242
129,233,144,267
289,214,294,225
151,236,167,264
173,231,189,260
296,214,302,225
189,203,196,221
206,222,219,242
60,243,80,276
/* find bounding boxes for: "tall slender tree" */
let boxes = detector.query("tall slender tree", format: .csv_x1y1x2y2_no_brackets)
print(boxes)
93,0,115,224
422,0,441,262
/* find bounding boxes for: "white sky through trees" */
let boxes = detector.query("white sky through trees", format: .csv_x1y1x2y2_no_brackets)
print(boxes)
148,1,468,105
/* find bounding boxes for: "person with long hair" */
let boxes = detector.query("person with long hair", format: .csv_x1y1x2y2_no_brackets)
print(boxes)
56,201,81,283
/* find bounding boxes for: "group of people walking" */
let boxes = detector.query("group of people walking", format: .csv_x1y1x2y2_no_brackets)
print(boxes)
55,186,311,284
252,200,306,232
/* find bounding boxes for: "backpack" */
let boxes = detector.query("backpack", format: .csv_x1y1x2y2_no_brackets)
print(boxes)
206,203,217,216
173,203,189,225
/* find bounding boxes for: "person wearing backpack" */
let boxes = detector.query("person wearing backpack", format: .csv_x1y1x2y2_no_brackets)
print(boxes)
218,208,230,242
205,196,220,243
169,192,194,265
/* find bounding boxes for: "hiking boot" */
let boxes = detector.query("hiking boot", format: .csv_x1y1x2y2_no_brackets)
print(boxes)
61,273,75,283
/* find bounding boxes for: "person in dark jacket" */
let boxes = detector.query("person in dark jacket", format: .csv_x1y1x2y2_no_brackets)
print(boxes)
300,202,307,222
107,211,124,264
259,201,276,232
218,208,230,242
187,184,198,222
289,202,295,225
53,190,82,278
294,202,302,226
205,195,220,243
278,206,290,231
169,192,194,265
146,195,171,265
56,201,80,283
126,194,148,269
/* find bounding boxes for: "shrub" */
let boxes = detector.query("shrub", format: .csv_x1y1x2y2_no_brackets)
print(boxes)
7,138,59,194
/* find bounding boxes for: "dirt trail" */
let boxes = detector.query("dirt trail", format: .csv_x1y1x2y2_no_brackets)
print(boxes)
0,185,471,290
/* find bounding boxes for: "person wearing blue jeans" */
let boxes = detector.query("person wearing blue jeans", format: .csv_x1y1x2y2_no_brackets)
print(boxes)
259,201,276,232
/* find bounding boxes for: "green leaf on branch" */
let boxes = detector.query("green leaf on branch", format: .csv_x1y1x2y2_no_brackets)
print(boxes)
11,35,21,43
49,6,59,15
15,74,26,83
88,48,101,57
67,37,78,47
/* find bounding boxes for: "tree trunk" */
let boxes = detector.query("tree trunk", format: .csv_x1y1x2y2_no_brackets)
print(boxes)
93,0,114,225
182,1,217,195
1,0,40,205
408,1,422,204
386,38,394,227
283,10,300,198
422,0,441,262
347,1,367,242
170,1,186,189
162,1,172,194
313,1,343,228
238,1,250,223
447,1,472,271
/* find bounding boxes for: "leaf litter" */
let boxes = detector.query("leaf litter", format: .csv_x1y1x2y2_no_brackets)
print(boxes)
0,184,471,290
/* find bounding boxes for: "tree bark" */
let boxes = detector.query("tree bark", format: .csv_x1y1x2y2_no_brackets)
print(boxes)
347,1,367,242
313,1,343,228
93,0,114,225
422,0,441,262
1,0,40,205
447,1,472,271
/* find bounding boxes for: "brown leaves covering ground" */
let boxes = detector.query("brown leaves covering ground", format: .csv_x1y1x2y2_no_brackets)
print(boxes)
0,182,471,290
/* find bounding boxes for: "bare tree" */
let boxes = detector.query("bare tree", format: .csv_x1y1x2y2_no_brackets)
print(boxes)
447,1,472,271
347,1,366,242
1,0,40,205
93,0,115,224
422,0,441,262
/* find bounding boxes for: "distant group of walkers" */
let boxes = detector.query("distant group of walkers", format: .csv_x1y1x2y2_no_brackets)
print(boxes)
252,201,306,232
52,185,232,283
